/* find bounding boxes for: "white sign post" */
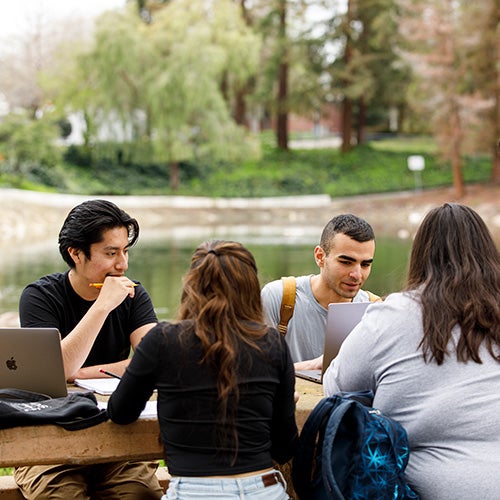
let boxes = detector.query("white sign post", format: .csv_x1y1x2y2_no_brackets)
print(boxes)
407,155,425,192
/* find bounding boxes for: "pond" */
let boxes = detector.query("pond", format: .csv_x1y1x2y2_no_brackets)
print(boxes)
0,232,412,322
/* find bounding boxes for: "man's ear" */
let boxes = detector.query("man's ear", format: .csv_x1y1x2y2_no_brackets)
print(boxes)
67,247,81,266
314,245,325,267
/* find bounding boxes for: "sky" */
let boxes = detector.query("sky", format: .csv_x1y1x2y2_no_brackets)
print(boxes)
0,1,339,39
0,0,127,36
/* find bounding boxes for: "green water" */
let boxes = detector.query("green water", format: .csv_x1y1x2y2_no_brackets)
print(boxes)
0,234,411,321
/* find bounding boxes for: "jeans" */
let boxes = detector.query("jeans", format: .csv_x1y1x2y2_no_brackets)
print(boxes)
162,469,289,499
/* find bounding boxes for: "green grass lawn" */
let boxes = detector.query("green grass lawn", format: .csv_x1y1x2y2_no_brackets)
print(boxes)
0,134,493,197
369,135,438,154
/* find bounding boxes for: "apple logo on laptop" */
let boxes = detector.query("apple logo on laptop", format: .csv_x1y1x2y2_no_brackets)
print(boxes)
6,357,17,370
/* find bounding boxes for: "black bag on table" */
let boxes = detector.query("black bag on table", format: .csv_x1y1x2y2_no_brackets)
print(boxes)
0,388,108,431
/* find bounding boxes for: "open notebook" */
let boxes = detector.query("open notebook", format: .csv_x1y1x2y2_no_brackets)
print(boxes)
296,301,372,384
0,327,67,398
74,378,120,395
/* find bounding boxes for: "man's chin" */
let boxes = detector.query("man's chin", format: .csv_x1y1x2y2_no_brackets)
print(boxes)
341,287,360,298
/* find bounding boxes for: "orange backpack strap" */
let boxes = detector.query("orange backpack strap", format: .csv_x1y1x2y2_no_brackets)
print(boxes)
367,291,382,302
278,276,297,336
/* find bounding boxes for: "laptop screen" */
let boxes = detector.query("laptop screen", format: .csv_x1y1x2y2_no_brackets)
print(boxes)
296,301,372,384
0,328,67,398
322,301,372,374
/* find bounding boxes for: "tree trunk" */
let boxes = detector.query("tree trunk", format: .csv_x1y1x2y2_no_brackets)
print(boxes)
357,97,366,145
492,27,500,184
220,72,229,103
450,102,465,198
277,60,288,150
234,0,254,129
234,88,247,126
341,97,353,153
451,148,464,199
240,0,252,26
492,144,500,184
341,0,353,153
169,161,179,191
276,0,288,150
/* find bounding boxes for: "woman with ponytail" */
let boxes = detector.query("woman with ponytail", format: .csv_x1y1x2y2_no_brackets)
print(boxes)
108,240,298,499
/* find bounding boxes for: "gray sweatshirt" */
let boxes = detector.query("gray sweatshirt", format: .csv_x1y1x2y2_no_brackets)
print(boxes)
323,291,500,500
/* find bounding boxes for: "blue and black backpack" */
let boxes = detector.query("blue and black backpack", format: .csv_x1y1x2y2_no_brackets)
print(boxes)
292,391,420,499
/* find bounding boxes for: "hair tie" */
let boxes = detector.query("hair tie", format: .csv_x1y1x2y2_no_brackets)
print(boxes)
207,249,218,256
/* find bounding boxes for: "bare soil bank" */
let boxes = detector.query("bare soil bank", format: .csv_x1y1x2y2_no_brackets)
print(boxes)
2,184,499,249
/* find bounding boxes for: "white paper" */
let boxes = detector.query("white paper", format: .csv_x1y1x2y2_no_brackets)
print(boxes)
74,378,120,395
98,399,157,419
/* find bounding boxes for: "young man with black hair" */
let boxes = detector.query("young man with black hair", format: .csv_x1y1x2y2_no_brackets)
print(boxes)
261,214,380,371
14,199,163,499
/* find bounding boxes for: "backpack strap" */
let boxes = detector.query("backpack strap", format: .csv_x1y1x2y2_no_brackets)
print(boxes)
367,290,382,302
321,398,361,498
278,276,296,336
292,396,346,499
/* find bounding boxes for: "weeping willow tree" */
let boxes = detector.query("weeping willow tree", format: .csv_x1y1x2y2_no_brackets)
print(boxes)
144,0,262,189
45,0,262,191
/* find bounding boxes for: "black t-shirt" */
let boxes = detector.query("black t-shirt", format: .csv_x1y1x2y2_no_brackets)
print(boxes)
108,322,298,476
19,271,158,366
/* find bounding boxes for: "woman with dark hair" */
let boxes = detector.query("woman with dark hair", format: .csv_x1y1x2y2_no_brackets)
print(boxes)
108,240,298,499
323,203,500,499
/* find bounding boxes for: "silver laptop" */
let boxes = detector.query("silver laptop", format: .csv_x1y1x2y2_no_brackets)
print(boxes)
0,328,68,398
296,301,372,384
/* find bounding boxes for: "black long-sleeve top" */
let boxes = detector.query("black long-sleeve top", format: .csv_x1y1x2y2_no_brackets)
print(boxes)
107,321,298,476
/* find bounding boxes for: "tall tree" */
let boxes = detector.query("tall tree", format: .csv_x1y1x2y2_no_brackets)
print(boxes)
145,0,262,189
460,0,500,185
322,0,410,152
244,0,292,149
48,0,261,191
340,0,354,152
139,0,260,130
276,0,289,149
244,0,320,149
398,0,474,198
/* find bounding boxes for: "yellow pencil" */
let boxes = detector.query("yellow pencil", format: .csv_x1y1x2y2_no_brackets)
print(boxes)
89,283,138,289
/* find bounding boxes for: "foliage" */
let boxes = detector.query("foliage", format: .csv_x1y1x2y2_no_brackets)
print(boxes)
203,140,489,198
459,0,500,183
1,0,499,190
0,135,490,196
0,113,64,188
396,0,500,194
42,0,262,190
316,0,412,146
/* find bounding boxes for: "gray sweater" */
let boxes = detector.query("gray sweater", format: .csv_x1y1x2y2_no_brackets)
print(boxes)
323,291,500,500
